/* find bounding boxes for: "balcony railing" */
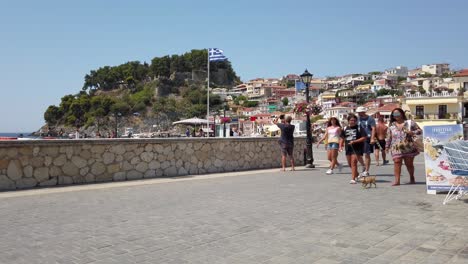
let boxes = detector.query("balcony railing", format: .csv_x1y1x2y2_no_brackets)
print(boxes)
414,112,460,120
405,91,459,98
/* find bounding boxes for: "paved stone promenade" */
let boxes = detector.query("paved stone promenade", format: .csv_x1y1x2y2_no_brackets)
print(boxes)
0,151,467,264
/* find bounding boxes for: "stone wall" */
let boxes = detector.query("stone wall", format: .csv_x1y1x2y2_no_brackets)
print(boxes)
0,138,306,190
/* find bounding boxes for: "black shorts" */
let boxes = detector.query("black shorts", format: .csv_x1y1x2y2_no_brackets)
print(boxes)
374,140,386,150
363,139,374,154
279,142,294,156
345,144,363,156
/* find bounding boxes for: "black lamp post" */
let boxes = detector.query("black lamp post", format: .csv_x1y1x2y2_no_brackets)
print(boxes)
300,69,315,168
114,112,122,138
223,99,228,138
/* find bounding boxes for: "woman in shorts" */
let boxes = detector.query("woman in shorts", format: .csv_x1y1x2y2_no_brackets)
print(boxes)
317,117,343,175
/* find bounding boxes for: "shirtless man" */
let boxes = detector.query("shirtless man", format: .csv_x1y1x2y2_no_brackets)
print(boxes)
374,114,388,166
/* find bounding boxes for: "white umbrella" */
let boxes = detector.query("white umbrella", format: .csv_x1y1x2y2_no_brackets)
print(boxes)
172,117,212,125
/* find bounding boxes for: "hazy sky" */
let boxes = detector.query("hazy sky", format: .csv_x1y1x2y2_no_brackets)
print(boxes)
1,0,467,132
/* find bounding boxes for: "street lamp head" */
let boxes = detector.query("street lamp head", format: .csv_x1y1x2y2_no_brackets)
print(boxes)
300,69,313,85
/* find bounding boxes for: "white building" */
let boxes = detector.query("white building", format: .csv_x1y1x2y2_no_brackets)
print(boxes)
422,63,450,76
385,66,408,77
322,106,354,121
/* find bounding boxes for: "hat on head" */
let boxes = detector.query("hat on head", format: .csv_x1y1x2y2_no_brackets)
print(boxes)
356,106,367,113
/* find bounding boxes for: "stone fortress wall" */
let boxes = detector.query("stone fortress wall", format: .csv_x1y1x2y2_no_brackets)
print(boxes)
0,138,306,190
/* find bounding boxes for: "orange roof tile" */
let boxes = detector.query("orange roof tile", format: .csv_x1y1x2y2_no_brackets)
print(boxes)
453,69,468,77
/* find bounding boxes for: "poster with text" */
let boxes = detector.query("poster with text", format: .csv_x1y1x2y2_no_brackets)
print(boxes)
423,124,466,193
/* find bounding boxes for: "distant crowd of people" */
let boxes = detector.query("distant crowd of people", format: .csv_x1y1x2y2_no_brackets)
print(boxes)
273,106,422,186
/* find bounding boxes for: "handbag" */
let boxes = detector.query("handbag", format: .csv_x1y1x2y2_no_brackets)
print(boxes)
394,121,418,154
400,120,424,154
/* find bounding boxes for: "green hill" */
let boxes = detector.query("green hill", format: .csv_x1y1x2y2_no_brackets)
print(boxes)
42,49,240,136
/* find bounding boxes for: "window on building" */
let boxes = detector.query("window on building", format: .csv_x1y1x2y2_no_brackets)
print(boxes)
438,105,447,119
415,105,424,119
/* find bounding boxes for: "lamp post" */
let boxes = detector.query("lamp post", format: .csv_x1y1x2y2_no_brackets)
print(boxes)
114,112,122,138
300,69,315,168
223,99,228,137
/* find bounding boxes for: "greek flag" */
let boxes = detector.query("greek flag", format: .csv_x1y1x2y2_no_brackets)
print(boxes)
209,48,227,62
295,80,306,91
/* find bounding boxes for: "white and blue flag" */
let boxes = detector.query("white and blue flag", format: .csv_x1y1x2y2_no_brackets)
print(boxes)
295,80,306,91
209,48,227,62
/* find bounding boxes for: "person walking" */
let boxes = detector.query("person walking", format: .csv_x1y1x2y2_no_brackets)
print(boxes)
316,117,343,175
340,114,367,184
385,108,422,186
374,114,389,166
356,106,376,177
274,115,295,171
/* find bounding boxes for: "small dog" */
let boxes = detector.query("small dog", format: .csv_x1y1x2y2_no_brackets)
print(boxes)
361,176,377,188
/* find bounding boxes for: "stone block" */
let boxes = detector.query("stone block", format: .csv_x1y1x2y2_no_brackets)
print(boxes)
103,152,115,164
31,157,44,167
148,161,160,170
44,156,53,166
122,161,133,171
164,167,177,177
144,144,152,152
7,160,23,181
0,175,15,190
127,170,143,180
15,178,37,189
113,172,126,181
72,175,86,184
53,154,67,166
39,177,57,187
144,170,156,178
58,176,74,185
136,162,148,173
0,159,9,170
110,145,126,155
79,149,92,159
43,147,59,156
90,145,106,154
123,152,135,160
178,167,188,176
33,167,49,183
107,163,120,174
7,148,18,158
130,157,141,165
23,165,33,178
62,162,79,176
72,156,87,168
140,152,153,162
85,174,95,183
32,147,40,157
49,166,62,177
91,162,106,176
80,167,89,176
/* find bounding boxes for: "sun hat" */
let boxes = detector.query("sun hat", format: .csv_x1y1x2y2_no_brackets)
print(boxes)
356,106,367,113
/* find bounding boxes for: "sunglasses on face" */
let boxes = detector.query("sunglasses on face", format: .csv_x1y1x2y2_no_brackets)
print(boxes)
392,113,401,117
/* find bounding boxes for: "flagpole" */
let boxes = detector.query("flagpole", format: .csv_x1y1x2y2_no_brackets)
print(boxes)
207,48,210,135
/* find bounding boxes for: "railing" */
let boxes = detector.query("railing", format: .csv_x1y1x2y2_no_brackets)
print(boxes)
405,91,459,98
414,112,460,120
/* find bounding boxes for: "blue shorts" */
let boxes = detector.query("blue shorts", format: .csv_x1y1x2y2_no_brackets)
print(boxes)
363,139,374,154
327,143,339,150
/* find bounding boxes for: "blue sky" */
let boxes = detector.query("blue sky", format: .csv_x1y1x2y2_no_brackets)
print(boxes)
0,0,467,132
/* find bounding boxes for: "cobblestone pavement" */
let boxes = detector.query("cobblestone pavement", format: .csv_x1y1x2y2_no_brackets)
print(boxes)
0,150,467,264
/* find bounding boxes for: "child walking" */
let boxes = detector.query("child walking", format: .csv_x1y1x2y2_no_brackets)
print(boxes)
340,114,367,184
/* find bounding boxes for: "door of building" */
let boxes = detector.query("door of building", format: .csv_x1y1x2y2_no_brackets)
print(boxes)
438,105,447,119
